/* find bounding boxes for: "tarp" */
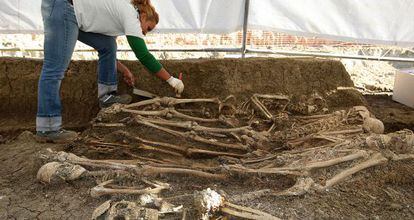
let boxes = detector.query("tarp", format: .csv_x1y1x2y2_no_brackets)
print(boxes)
151,0,245,33
1,0,414,47
0,0,43,34
249,0,414,47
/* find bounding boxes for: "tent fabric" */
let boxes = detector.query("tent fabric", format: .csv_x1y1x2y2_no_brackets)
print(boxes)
151,0,245,33
1,0,414,47
248,0,414,47
0,0,43,34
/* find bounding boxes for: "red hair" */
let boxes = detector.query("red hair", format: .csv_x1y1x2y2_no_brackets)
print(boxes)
131,0,159,24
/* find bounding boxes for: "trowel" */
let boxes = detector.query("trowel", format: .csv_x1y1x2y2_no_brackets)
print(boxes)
132,73,182,99
132,86,158,99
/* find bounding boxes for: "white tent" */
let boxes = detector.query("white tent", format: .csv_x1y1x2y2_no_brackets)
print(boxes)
1,0,414,47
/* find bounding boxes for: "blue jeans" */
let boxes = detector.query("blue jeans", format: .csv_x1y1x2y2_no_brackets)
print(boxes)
78,31,118,98
37,0,118,132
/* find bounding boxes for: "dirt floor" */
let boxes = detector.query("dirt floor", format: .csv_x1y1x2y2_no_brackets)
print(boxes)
1,132,413,219
365,94,414,133
1,58,414,219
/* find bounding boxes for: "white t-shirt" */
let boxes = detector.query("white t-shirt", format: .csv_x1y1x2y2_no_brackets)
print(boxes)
73,0,144,38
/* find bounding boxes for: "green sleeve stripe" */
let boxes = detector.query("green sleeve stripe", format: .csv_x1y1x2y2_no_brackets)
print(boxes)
126,35,162,74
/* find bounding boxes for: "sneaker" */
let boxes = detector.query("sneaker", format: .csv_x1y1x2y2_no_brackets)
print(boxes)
35,129,78,144
99,92,132,108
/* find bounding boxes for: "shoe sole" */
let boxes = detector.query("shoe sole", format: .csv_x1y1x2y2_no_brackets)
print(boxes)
34,135,77,144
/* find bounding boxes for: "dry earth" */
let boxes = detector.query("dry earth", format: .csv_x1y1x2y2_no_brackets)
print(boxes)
1,58,414,219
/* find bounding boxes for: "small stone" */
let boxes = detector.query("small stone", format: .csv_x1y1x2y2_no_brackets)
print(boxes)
389,203,403,210
365,84,377,91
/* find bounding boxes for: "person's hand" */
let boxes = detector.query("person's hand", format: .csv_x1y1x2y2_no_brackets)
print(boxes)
166,76,184,94
117,61,135,86
122,69,135,87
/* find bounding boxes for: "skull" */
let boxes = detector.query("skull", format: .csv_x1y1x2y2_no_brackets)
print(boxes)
37,162,86,184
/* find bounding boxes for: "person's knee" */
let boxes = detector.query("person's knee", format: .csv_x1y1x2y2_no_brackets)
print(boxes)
40,68,65,81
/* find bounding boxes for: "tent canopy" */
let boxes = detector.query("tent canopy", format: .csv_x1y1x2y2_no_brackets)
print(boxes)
1,0,414,47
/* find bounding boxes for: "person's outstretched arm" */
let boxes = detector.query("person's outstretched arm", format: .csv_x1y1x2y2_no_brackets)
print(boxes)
126,35,184,94
116,61,135,86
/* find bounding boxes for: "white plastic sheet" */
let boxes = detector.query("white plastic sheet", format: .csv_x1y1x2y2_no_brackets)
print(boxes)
0,0,245,34
0,0,43,34
249,0,414,47
152,0,245,33
1,0,414,47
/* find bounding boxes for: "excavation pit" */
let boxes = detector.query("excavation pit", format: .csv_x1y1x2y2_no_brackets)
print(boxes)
1,57,414,219
0,57,362,136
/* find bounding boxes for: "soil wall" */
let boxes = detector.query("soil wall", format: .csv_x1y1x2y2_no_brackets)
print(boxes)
0,57,355,129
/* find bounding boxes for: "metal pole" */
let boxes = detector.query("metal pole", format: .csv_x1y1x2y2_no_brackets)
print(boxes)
148,48,242,53
246,48,414,63
0,47,242,53
241,0,250,58
2,47,414,62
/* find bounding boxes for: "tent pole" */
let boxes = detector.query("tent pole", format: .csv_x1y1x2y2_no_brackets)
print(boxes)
241,0,250,58
246,48,414,62
3,48,414,63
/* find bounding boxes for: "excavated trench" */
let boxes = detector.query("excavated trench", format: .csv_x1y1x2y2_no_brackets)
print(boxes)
0,57,363,138
1,57,414,219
